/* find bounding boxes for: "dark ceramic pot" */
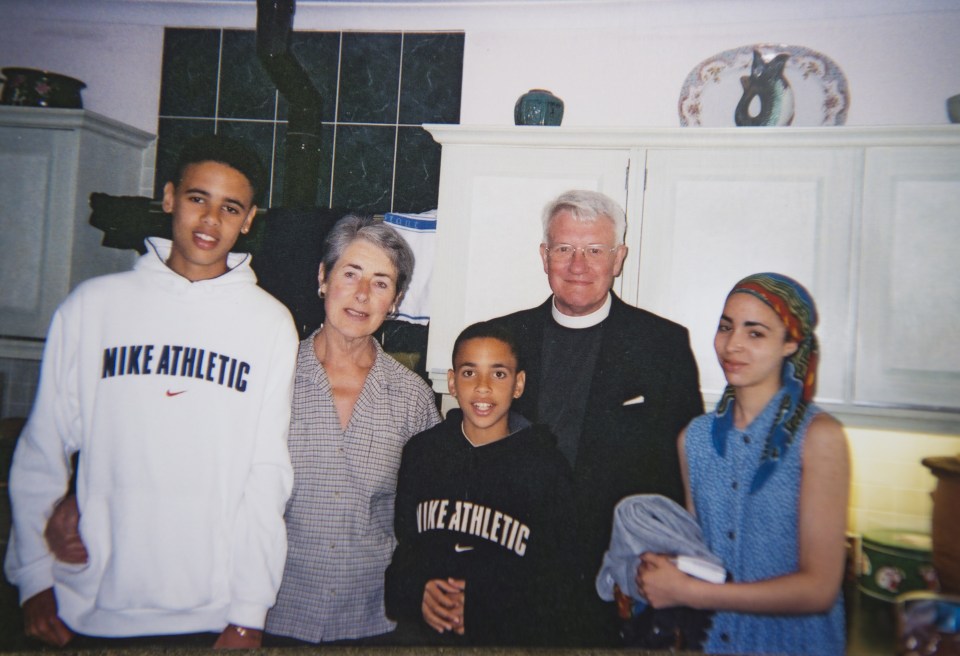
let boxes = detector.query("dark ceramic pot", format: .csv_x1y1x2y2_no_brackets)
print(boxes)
859,529,937,602
1,68,86,109
948,94,960,124
514,88,564,126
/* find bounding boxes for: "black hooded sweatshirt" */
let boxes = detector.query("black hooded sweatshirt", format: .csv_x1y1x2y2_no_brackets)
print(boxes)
385,410,581,646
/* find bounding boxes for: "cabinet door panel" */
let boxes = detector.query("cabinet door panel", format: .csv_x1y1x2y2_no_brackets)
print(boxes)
856,147,960,410
1,110,151,356
0,129,75,339
425,145,629,390
0,151,49,312
635,148,858,403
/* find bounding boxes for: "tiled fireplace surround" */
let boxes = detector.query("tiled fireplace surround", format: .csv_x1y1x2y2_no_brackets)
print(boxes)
155,28,464,213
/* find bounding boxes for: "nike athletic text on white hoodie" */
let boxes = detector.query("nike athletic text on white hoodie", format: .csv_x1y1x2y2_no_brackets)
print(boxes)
5,238,298,637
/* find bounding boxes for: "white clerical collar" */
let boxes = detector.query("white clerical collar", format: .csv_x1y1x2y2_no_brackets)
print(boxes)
551,292,612,328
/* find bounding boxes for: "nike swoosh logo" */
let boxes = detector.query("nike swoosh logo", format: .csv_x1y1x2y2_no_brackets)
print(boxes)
454,543,473,553
165,390,186,397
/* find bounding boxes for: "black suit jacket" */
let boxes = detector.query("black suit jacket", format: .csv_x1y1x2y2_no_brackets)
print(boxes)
490,294,704,580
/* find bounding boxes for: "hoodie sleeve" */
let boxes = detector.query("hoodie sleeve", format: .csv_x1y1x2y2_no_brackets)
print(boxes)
384,440,432,624
225,314,297,630
4,305,82,604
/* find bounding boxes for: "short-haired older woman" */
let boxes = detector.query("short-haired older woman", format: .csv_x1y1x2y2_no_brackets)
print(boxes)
265,215,441,644
41,215,441,646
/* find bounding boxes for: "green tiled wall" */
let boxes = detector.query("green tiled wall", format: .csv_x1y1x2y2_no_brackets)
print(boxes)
156,28,463,213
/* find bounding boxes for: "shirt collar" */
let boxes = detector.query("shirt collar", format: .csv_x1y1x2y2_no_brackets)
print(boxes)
551,292,612,328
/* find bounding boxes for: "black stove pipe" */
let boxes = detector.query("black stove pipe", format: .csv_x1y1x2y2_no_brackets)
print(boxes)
256,0,323,208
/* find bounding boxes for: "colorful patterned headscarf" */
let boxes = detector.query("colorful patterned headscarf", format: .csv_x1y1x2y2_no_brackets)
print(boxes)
711,272,819,493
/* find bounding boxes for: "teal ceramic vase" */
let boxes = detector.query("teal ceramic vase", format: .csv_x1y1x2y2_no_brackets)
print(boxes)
514,89,564,126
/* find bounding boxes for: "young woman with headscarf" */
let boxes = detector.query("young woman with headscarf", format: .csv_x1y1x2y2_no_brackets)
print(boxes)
635,272,850,656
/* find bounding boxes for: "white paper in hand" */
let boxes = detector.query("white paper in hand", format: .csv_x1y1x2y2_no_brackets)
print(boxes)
674,555,727,584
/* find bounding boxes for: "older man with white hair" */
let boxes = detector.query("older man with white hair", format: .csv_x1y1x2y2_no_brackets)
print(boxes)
489,189,703,645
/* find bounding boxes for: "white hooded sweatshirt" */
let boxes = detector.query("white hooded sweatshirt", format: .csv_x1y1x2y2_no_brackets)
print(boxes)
4,238,297,637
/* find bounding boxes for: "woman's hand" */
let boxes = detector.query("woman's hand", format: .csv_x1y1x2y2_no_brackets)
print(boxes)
44,494,89,564
636,553,693,609
422,578,466,635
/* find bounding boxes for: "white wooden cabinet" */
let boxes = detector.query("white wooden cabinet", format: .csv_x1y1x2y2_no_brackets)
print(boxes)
0,107,154,359
855,146,960,412
635,146,860,406
424,125,960,431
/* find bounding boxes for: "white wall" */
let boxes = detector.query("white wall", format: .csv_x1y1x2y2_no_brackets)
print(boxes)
0,6,163,133
2,0,959,134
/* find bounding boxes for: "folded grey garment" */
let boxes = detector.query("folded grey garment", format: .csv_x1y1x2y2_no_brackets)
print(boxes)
595,494,724,602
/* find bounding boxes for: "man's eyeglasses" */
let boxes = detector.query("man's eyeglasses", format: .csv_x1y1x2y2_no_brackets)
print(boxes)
544,244,618,263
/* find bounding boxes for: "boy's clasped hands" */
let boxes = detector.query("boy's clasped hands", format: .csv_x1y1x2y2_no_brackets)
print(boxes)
422,578,466,635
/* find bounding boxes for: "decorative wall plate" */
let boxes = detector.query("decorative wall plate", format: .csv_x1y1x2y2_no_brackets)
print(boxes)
678,44,849,127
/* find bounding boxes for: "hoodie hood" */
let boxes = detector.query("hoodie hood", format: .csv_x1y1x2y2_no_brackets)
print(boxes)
137,237,257,293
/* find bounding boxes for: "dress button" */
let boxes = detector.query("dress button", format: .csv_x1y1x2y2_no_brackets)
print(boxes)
721,632,730,642
731,481,739,490
743,435,751,444
727,530,735,540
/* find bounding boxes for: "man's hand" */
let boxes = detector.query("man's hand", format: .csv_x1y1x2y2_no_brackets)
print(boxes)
213,624,263,649
22,588,74,647
45,494,88,564
422,578,466,635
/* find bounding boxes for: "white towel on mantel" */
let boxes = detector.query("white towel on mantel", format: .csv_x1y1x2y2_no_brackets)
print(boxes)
383,210,436,325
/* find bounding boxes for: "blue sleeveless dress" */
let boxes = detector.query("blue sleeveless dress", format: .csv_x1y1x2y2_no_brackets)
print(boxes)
684,388,845,655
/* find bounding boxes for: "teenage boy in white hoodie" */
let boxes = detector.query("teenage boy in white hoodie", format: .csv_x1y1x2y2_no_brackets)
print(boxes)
4,135,298,649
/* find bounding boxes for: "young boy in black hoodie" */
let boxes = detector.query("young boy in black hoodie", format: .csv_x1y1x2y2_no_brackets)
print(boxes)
385,321,580,646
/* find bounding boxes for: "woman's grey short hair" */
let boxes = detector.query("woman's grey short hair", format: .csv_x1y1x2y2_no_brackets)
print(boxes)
321,214,415,301
541,190,627,245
